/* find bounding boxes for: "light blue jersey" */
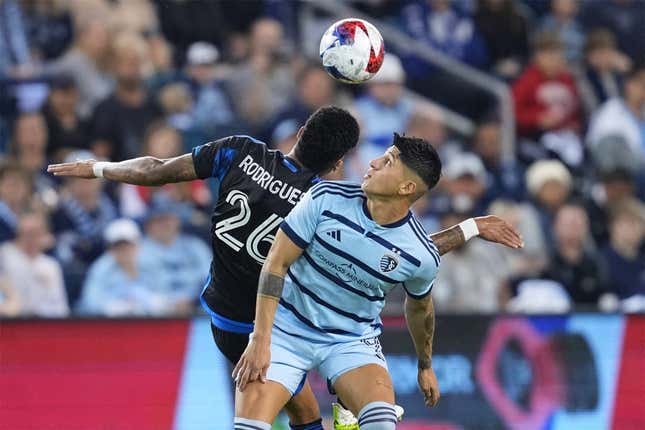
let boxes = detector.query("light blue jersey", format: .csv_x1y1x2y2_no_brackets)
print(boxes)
277,181,440,343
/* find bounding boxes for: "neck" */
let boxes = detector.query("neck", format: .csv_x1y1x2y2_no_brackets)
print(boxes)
365,195,410,226
559,242,583,263
116,85,144,106
285,149,305,168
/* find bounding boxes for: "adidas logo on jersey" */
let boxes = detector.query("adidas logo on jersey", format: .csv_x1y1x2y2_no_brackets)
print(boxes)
326,230,342,241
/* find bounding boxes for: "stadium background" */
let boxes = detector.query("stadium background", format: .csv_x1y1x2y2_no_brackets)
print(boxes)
1,0,644,428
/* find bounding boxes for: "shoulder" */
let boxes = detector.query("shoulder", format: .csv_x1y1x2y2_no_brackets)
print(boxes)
405,215,440,268
310,180,364,200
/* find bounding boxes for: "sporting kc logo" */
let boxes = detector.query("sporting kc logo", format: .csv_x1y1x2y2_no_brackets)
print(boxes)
380,254,398,272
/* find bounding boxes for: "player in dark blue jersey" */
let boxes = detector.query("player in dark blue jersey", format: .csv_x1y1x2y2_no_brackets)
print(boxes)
49,108,522,429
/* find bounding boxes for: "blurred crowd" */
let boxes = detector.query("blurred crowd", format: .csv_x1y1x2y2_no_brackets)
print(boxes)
0,0,644,318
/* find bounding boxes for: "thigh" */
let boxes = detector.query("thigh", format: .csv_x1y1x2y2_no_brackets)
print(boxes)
332,364,395,417
284,379,321,425
210,323,249,365
235,380,292,422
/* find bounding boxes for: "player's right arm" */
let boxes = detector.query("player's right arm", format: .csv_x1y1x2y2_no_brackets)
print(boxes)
232,229,304,391
48,154,197,186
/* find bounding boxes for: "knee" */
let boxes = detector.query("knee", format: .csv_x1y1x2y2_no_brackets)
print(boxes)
357,401,397,430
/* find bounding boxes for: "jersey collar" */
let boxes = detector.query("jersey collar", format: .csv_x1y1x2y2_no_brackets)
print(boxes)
362,199,412,228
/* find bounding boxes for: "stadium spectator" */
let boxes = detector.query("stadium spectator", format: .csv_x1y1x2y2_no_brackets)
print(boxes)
576,29,630,116
42,74,89,161
182,41,238,137
602,198,645,303
0,211,69,317
433,211,508,313
78,218,167,316
580,0,645,63
513,33,582,167
543,203,607,306
21,0,73,61
586,62,645,176
488,199,548,279
471,119,525,202
0,164,33,243
442,152,489,216
118,124,211,236
267,64,338,152
0,0,34,78
537,0,585,64
474,0,529,79
90,32,162,161
9,112,58,207
139,201,211,315
226,18,297,128
526,159,572,246
351,55,416,180
586,170,637,247
51,150,118,305
43,9,113,119
400,0,488,69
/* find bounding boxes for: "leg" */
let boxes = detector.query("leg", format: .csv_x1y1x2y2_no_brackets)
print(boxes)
235,379,292,423
284,380,324,428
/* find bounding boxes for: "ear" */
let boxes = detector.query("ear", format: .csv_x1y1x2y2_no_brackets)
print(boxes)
398,180,417,197
332,159,343,171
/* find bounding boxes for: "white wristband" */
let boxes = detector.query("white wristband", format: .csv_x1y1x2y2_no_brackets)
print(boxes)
92,162,108,178
458,218,479,241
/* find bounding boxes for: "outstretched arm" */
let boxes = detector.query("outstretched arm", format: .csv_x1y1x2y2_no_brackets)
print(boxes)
47,154,198,186
429,215,523,256
405,293,439,407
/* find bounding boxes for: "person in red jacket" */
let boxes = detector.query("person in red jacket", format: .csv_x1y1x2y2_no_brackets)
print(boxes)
513,33,582,141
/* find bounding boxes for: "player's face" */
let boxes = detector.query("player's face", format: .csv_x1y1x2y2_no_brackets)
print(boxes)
362,146,406,196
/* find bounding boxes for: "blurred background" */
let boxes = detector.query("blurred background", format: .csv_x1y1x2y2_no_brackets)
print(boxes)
0,0,644,429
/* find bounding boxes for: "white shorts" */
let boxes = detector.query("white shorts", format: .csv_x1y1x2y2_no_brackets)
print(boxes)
265,325,388,395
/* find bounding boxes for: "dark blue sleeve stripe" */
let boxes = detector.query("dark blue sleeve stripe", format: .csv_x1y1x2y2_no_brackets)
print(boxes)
312,189,365,200
312,181,362,193
402,281,433,299
280,222,309,249
279,298,353,335
407,220,440,267
302,252,384,301
313,234,403,284
411,217,440,254
287,269,373,323
321,210,365,234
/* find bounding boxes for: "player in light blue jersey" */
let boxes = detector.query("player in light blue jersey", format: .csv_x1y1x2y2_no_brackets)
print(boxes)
232,133,458,430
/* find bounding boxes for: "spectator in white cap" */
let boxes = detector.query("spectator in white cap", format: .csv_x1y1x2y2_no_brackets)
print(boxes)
443,152,489,216
78,218,168,316
351,54,418,180
526,159,573,246
182,41,238,137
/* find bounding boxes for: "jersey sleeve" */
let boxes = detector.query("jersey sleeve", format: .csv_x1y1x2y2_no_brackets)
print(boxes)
403,259,439,299
191,136,242,180
279,185,324,249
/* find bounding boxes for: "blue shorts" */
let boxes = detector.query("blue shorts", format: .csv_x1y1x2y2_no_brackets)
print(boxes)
265,325,388,395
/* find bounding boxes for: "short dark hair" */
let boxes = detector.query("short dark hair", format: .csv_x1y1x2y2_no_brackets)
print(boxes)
392,132,442,190
295,106,359,173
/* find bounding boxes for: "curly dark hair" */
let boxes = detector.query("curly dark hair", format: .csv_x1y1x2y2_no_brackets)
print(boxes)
392,132,442,191
295,106,359,174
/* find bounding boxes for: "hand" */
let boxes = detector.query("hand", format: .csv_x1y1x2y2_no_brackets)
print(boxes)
232,336,271,392
474,215,524,249
47,160,97,178
418,367,440,407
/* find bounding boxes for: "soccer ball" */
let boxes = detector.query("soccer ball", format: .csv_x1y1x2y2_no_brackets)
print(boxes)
319,18,385,84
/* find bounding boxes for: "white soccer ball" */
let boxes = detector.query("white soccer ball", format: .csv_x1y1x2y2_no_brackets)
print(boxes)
319,18,385,84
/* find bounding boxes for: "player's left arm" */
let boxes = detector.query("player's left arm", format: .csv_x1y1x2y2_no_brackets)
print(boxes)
405,293,439,407
429,215,523,256
232,229,304,391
